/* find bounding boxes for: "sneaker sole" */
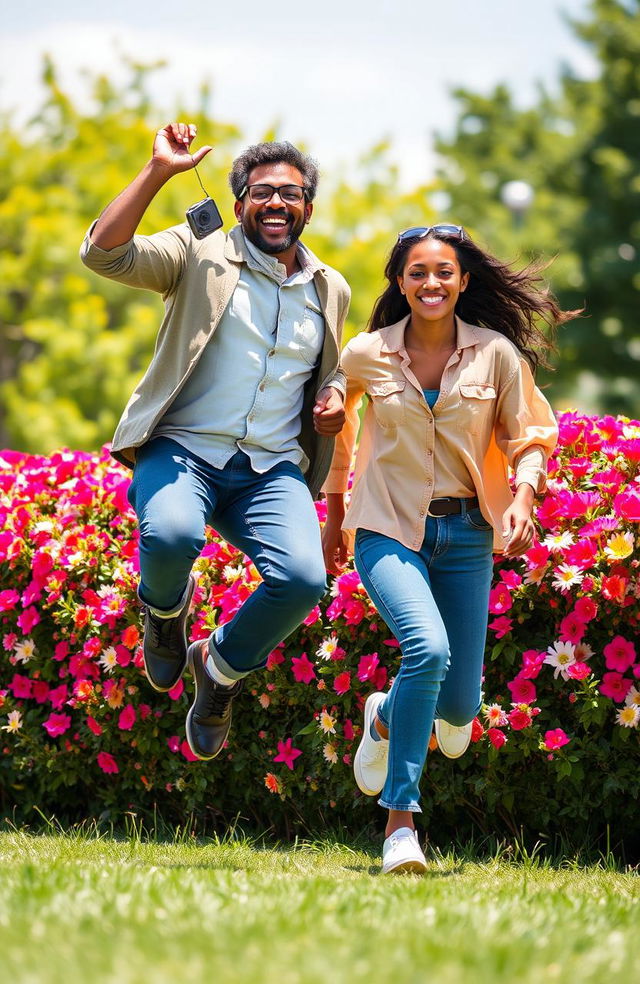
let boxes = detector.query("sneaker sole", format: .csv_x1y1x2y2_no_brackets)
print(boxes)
185,640,222,762
143,577,195,693
383,857,428,875
354,692,386,796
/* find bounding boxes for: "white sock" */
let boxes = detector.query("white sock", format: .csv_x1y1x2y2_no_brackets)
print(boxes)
204,641,236,687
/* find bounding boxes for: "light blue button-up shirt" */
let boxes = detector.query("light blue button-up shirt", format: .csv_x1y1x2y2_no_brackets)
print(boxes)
153,232,325,473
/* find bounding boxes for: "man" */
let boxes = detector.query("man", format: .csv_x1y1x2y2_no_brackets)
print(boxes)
81,122,350,762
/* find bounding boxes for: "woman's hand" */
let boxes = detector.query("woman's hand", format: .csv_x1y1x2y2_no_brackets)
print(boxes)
502,483,536,558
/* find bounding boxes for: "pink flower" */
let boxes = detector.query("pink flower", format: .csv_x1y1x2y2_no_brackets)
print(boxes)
17,606,40,633
600,672,633,702
499,569,522,590
614,490,640,522
117,704,136,731
167,736,180,753
97,751,119,774
357,653,380,682
273,737,302,770
10,674,32,699
520,649,546,679
488,584,512,614
266,648,285,670
167,679,184,701
574,597,598,622
488,728,507,749
291,652,316,684
42,713,72,737
343,719,355,741
488,616,513,639
564,540,598,571
333,671,351,695
544,729,570,751
86,715,102,736
604,636,636,673
507,677,537,704
566,662,591,680
302,606,321,626
32,681,50,704
0,589,20,612
524,543,550,568
48,684,69,710
559,613,587,644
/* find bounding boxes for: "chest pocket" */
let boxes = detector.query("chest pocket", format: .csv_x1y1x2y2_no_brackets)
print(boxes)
457,383,496,435
293,304,325,366
368,379,407,427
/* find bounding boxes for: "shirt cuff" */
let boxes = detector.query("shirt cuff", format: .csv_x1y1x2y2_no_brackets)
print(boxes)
514,446,547,494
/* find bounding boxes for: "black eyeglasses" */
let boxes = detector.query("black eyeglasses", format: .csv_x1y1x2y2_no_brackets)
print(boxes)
238,184,307,205
398,225,465,242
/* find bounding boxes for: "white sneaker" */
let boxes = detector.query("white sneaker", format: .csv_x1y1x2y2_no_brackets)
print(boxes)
382,827,427,875
353,692,388,796
434,719,473,759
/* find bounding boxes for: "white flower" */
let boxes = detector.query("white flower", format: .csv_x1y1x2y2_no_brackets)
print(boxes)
223,564,243,582
616,705,640,729
484,703,508,727
323,742,338,765
622,424,640,439
13,639,35,663
604,531,635,561
624,686,640,708
523,565,548,585
318,710,336,734
316,634,340,661
542,531,575,551
551,564,584,593
2,710,22,732
99,646,118,673
544,640,577,681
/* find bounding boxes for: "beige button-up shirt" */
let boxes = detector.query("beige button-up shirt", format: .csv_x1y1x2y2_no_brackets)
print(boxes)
324,316,559,551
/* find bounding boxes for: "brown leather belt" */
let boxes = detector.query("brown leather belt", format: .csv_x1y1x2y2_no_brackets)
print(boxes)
427,496,479,517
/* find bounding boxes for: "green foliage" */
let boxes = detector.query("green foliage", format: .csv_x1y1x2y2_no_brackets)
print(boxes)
435,0,640,413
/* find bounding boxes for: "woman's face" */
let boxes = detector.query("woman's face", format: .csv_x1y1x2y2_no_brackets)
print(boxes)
397,239,469,323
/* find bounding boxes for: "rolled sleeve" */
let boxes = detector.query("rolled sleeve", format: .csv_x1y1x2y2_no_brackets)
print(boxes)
80,221,187,296
494,358,558,493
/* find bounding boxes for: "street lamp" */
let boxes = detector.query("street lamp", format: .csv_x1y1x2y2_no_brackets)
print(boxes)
500,180,534,227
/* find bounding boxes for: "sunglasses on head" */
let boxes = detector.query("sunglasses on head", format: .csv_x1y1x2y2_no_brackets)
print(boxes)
397,225,465,243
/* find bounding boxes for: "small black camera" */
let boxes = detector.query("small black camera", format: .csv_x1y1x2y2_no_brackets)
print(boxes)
186,197,224,239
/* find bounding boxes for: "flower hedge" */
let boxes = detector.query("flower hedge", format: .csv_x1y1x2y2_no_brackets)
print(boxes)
1,412,639,853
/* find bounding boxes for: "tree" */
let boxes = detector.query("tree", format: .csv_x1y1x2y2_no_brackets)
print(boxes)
433,0,640,415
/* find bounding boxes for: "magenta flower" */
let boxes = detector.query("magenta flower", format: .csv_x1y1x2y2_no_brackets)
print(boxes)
507,677,537,704
0,589,20,612
544,729,570,751
357,653,380,682
180,740,199,762
600,672,633,702
566,662,591,680
167,736,180,753
97,751,119,774
520,649,546,679
574,597,598,622
10,674,32,699
48,684,69,710
333,671,351,695
507,707,533,730
291,652,316,684
42,713,72,737
168,679,184,701
488,584,512,615
487,728,507,749
343,719,355,741
488,616,513,639
273,737,302,770
564,539,598,571
604,636,637,673
614,490,640,522
117,704,136,731
559,612,587,644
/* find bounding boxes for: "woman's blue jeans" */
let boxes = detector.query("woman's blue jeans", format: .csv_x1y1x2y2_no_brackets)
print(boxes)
127,438,326,679
354,505,494,812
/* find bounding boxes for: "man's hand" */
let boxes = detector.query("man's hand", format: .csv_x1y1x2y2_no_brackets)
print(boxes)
313,387,345,435
153,123,212,176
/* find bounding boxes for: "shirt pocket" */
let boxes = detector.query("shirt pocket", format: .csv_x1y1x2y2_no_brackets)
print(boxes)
368,379,407,427
457,383,496,435
293,304,325,366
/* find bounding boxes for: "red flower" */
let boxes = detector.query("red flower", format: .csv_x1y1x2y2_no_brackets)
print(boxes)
121,624,140,649
343,718,355,741
507,707,533,730
488,728,507,749
86,715,102,736
601,575,628,604
566,662,591,680
574,597,598,622
470,717,484,742
180,740,199,762
333,671,351,695
97,751,119,774
266,648,285,670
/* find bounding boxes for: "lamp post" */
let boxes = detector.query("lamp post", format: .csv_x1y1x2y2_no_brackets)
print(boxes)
500,180,534,228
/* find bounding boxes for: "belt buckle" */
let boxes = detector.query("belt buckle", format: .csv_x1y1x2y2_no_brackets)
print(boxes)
427,496,453,518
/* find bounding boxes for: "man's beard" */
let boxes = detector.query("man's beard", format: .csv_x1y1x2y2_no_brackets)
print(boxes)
243,212,305,255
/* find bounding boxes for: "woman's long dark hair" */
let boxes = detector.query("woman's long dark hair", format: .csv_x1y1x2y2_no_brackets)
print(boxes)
368,229,580,370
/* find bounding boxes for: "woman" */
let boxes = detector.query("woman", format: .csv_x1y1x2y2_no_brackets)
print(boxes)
322,225,576,874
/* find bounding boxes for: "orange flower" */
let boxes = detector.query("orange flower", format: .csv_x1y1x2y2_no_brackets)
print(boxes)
264,772,282,794
121,625,140,649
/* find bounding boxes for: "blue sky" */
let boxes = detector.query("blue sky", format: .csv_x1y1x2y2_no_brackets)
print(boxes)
1,0,596,186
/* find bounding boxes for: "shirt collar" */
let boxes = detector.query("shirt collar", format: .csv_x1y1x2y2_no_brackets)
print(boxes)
238,228,321,284
379,314,481,354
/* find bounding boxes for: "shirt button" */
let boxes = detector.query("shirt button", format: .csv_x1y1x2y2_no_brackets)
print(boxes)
427,450,433,457
268,349,276,357
419,509,426,518
259,383,265,392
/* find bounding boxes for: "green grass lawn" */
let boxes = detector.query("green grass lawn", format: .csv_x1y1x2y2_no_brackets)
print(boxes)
0,828,638,984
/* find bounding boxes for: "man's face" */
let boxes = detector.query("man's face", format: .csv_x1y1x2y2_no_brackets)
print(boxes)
234,162,313,255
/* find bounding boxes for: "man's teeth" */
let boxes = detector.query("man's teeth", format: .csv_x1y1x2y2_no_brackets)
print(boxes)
262,217,288,226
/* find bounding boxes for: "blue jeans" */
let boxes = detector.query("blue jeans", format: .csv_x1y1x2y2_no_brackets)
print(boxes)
354,505,494,812
127,438,326,679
